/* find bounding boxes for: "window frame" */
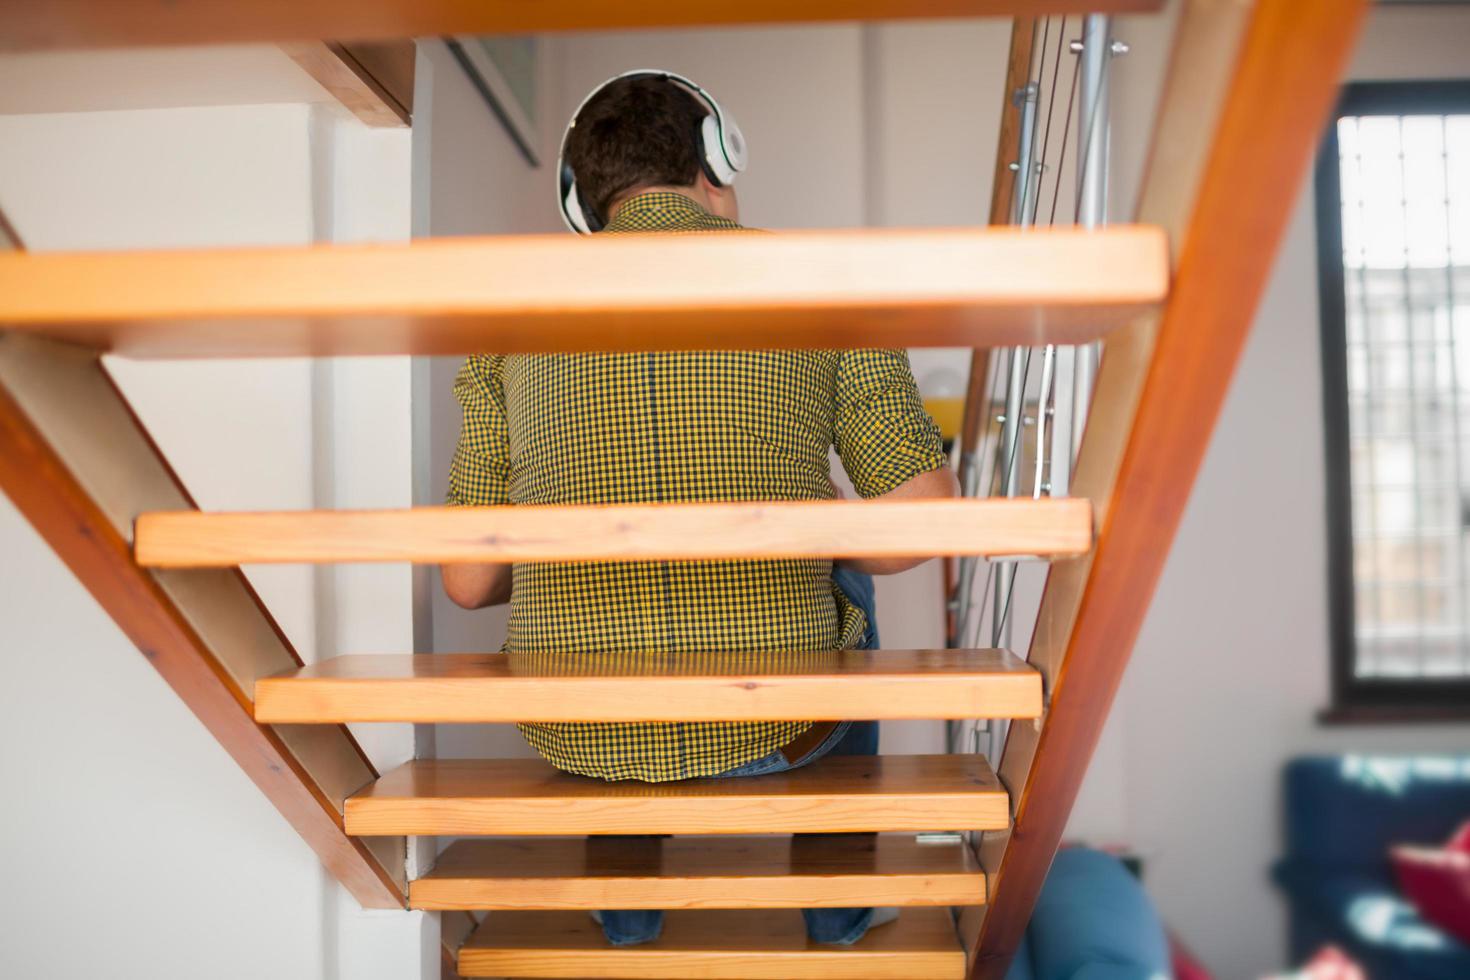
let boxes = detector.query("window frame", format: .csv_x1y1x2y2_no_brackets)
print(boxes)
1317,78,1470,720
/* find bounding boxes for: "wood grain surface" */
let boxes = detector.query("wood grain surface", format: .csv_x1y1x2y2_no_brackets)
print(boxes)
414,834,985,910
458,906,965,979
1,1,1165,50
346,754,1008,837
136,498,1094,567
0,226,1167,358
256,650,1043,723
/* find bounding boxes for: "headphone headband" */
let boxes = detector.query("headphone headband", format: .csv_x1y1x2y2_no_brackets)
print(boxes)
557,69,747,234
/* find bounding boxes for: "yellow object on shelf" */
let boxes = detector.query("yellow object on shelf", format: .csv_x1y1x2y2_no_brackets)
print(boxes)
925,397,964,442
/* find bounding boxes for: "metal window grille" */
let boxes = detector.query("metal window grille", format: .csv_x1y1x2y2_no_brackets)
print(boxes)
1318,81,1470,711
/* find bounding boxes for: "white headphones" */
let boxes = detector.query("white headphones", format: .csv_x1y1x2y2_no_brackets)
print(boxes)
557,69,748,234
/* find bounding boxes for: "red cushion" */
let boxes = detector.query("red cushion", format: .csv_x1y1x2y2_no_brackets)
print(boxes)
1390,820,1470,945
1169,934,1213,980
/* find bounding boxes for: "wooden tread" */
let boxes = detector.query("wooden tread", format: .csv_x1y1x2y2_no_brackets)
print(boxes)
4,2,1166,51
414,835,985,911
254,649,1042,724
345,754,1007,837
459,906,965,979
0,227,1167,358
134,498,1092,568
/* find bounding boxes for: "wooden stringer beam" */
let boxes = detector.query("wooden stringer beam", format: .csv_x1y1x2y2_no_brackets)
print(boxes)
0,333,407,909
965,0,1371,976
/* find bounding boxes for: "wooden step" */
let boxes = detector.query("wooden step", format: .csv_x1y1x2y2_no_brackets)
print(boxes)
0,227,1167,358
134,498,1092,568
3,0,1165,52
255,649,1042,724
414,835,985,911
458,906,965,979
345,754,1007,837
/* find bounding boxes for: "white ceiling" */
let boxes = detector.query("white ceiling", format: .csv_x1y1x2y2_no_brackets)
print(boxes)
0,45,334,116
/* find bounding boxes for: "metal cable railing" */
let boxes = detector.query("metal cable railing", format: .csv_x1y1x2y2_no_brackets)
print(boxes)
949,13,1126,762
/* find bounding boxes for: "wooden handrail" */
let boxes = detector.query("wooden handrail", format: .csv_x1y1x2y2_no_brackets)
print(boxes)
967,1,1370,975
1,1,1166,51
0,226,1168,358
0,334,406,909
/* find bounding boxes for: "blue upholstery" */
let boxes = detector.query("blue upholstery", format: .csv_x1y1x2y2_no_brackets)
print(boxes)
1282,756,1470,873
1005,931,1036,980
1274,755,1470,978
1005,848,1171,980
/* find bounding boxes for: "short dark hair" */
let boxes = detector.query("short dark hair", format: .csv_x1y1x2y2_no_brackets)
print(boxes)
565,76,708,225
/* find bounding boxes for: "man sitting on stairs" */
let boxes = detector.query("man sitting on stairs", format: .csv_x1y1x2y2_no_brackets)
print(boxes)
440,70,958,949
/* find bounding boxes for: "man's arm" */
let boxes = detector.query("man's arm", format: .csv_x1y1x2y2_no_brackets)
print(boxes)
441,355,514,609
838,464,959,576
441,562,512,609
833,348,957,575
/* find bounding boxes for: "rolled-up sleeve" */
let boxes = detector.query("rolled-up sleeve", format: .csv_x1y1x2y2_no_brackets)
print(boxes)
834,349,948,498
446,355,511,506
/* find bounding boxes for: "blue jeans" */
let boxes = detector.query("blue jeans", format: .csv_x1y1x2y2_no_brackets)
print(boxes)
598,720,881,946
600,566,882,947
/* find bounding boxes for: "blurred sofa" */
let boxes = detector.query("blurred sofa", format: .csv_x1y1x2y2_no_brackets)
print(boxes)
1004,847,1172,980
1273,755,1470,979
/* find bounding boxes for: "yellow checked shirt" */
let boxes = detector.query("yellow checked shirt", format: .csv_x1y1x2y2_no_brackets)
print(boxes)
447,192,947,781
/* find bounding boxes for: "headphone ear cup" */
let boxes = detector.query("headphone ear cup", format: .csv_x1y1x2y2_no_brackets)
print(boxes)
721,115,748,174
700,114,738,186
562,180,599,234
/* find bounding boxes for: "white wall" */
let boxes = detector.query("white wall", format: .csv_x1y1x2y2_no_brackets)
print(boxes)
0,501,329,980
414,37,564,762
0,93,426,977
557,25,868,230
1067,7,1470,977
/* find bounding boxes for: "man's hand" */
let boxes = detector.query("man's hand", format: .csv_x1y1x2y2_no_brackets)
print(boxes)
838,465,960,576
441,562,513,609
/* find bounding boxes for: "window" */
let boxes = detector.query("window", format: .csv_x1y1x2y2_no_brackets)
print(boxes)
1317,80,1470,716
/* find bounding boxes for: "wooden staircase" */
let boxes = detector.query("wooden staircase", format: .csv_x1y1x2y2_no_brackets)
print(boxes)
253,649,1043,723
413,835,986,911
459,907,965,979
0,2,1368,978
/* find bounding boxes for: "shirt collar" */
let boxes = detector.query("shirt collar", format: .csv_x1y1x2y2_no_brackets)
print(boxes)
605,191,711,229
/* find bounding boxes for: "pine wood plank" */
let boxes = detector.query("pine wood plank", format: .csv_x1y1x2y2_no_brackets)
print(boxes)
458,906,965,979
968,1,1372,976
255,650,1043,724
415,835,985,911
0,226,1167,358
135,498,1092,568
1,2,1166,50
346,754,1007,837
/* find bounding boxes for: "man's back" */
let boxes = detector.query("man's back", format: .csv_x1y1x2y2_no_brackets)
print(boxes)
447,192,946,781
